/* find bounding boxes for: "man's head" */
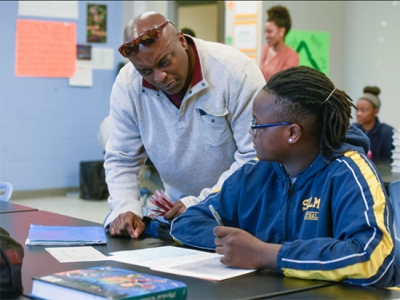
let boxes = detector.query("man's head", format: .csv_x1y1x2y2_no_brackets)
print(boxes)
250,66,355,161
119,12,191,95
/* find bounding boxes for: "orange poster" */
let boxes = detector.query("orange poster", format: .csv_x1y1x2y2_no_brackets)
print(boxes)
15,20,76,77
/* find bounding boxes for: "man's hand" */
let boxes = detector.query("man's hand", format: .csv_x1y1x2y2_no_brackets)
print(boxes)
109,212,146,238
163,201,186,221
213,226,281,270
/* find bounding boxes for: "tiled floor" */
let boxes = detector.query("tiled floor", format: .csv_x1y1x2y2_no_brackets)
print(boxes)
11,195,110,224
11,165,164,224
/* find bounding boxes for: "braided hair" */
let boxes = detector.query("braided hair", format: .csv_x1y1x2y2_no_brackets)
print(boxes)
265,66,355,159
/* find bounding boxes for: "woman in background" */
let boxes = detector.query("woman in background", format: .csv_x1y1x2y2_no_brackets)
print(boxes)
350,86,394,163
259,5,299,82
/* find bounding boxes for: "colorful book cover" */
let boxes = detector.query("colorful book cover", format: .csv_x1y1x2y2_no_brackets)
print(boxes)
31,266,187,300
25,223,107,246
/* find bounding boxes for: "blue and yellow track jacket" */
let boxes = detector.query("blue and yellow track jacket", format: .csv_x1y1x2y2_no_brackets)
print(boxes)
170,127,398,287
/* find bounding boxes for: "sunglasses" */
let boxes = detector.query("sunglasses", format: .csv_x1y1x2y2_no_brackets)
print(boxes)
118,20,174,58
250,117,291,135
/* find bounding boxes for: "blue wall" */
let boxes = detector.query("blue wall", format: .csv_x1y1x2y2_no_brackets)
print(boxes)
0,1,123,191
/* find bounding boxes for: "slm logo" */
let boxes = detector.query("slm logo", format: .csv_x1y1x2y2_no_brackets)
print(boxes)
303,197,321,221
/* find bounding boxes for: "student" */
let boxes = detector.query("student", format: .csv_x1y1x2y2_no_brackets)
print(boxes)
104,12,265,238
259,5,299,82
171,66,397,287
350,86,394,163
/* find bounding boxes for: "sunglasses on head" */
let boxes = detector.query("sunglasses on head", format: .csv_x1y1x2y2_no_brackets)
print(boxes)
118,20,174,58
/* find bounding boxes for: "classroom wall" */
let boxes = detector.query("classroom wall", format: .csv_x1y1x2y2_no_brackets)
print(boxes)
344,1,400,129
259,1,399,129
1,1,399,194
0,1,123,192
258,1,346,89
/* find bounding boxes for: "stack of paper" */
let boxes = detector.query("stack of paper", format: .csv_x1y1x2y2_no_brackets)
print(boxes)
25,224,107,246
392,129,400,173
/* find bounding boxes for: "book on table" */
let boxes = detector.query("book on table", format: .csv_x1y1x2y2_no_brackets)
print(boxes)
25,223,107,246
30,265,188,300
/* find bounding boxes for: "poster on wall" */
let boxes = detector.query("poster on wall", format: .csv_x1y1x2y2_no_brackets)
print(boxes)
285,30,330,76
69,44,93,87
15,20,76,78
87,4,107,43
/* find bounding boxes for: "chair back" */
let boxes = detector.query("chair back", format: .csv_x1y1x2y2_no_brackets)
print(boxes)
389,180,400,282
0,182,13,202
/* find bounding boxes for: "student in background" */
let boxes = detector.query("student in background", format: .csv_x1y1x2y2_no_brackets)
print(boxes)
259,5,299,82
180,27,196,38
350,86,394,163
104,12,265,238
171,66,397,287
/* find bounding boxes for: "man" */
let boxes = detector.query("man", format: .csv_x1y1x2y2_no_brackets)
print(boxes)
104,12,265,238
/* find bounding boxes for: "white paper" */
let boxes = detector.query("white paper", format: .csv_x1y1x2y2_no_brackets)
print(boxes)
110,246,217,268
69,60,93,87
18,1,78,19
152,255,256,281
92,48,114,70
110,246,256,281
45,246,109,263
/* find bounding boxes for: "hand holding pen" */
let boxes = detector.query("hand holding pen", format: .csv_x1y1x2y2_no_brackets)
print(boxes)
209,204,224,226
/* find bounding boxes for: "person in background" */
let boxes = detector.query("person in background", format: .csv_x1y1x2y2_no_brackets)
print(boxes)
350,86,394,163
171,66,397,287
180,27,196,38
259,5,299,82
104,12,265,238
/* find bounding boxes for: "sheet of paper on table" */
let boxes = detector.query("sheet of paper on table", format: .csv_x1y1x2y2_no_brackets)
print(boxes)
110,245,256,281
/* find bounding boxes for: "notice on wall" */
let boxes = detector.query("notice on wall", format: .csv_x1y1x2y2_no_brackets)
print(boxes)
69,45,93,87
15,20,76,78
92,48,114,70
18,1,78,19
233,21,257,52
286,30,330,76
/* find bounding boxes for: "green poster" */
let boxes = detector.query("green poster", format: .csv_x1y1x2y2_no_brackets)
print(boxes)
285,30,330,76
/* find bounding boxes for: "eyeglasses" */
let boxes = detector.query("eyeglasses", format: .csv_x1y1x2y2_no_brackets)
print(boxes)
250,117,291,135
118,20,174,58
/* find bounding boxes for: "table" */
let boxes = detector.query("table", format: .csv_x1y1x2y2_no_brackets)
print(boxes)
376,163,400,194
270,282,400,299
0,201,38,214
1,210,332,300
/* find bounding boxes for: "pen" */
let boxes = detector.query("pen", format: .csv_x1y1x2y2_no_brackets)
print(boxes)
209,204,223,226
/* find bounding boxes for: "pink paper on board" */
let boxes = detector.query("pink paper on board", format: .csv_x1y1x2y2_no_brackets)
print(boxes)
15,20,77,78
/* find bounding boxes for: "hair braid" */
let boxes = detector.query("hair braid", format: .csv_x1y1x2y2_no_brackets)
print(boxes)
265,66,355,159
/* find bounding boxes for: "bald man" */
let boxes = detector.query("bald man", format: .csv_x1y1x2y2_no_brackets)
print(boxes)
104,12,265,238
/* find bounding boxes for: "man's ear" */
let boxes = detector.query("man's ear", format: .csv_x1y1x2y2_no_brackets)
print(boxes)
178,32,187,49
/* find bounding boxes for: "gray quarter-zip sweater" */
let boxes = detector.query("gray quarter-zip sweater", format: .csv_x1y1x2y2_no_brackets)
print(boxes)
104,37,265,226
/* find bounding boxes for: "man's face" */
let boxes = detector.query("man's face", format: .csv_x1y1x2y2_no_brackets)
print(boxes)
128,26,190,95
